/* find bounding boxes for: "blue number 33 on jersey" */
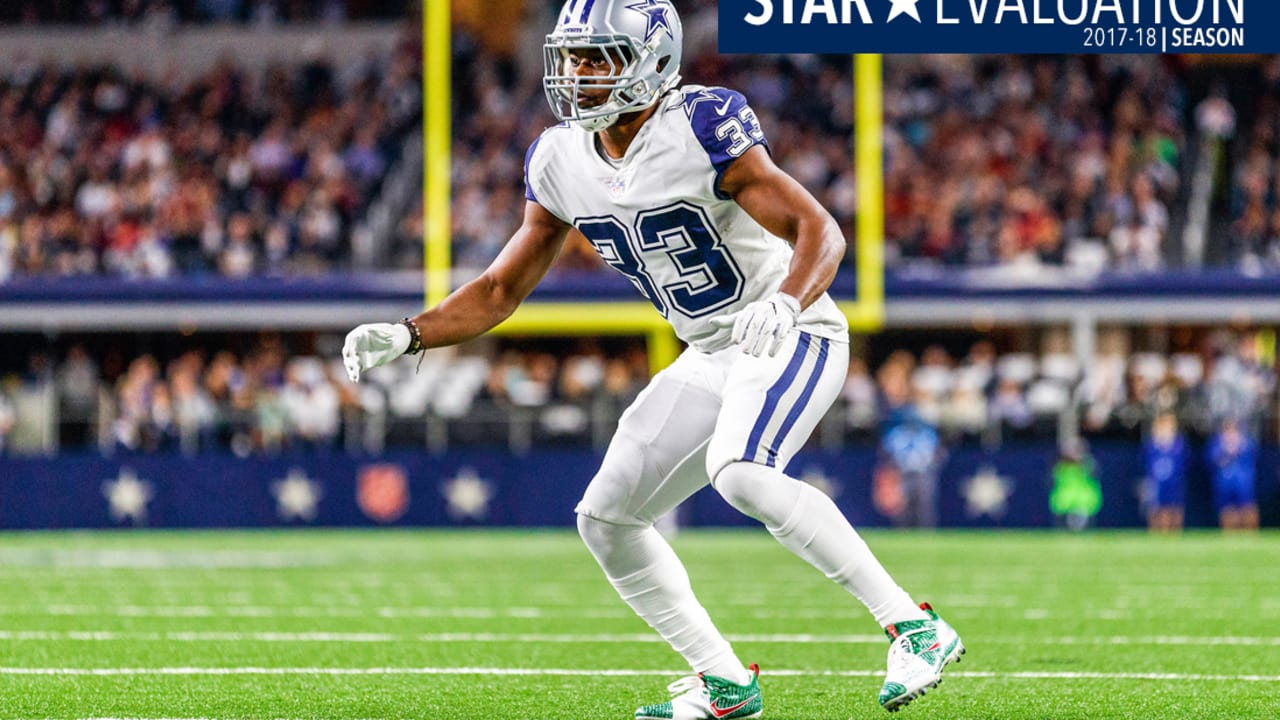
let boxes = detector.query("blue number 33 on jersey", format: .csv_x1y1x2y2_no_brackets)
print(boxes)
577,202,745,318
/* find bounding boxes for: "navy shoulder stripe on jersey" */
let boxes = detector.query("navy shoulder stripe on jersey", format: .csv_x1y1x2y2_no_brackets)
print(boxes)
683,87,771,200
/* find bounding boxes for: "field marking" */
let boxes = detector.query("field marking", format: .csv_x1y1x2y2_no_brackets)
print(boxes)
0,605,631,619
0,550,330,569
1,630,1277,647
2,604,1274,621
2,667,1279,683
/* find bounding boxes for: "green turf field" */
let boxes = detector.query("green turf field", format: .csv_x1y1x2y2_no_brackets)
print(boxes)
0,529,1275,719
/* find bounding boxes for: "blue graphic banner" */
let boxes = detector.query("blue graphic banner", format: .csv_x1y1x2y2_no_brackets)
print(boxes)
1,442,1275,530
719,0,1274,54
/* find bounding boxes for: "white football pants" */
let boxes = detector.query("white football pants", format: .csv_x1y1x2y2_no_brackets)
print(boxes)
576,331,846,526
574,331,927,678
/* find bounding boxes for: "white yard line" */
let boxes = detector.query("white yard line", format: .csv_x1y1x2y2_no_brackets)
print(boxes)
0,605,631,619
0,550,329,568
5,604,1274,621
1,667,1277,682
0,630,1277,646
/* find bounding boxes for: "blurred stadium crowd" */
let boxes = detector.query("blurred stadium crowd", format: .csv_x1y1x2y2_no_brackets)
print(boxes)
1,329,1273,457
1,336,653,455
0,0,403,25
1,1,1277,279
0,29,420,280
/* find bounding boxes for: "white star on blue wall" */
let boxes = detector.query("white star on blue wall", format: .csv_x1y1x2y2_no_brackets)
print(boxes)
102,467,153,525
625,0,674,43
962,466,1014,520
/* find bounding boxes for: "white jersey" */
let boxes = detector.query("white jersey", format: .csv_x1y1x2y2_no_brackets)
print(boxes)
524,84,848,352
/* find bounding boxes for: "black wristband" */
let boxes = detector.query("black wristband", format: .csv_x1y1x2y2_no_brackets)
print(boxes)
399,317,424,355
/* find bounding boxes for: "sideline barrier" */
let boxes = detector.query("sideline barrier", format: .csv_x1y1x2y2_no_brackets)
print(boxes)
1,442,1274,530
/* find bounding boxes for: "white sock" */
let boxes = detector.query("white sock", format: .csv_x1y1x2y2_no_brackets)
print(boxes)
577,514,751,684
715,461,928,627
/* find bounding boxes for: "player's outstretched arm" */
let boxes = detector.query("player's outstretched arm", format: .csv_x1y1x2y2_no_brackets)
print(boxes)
709,144,846,356
342,201,569,382
721,144,846,309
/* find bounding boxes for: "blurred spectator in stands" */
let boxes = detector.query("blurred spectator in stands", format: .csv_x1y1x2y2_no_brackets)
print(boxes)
148,382,179,451
959,340,997,394
112,354,160,452
281,357,341,451
878,405,944,528
990,378,1033,437
841,356,878,437
1143,411,1188,533
57,345,99,447
560,342,606,401
0,390,14,455
911,345,953,425
217,213,259,278
1207,417,1260,532
876,350,914,418
1206,332,1274,434
941,373,987,440
169,354,217,453
601,356,642,404
1050,439,1101,531
1109,195,1164,272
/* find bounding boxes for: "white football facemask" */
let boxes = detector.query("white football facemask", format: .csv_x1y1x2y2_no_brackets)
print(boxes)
542,0,683,132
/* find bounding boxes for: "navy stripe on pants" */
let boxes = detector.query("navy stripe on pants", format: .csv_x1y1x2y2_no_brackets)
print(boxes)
742,333,812,464
764,337,830,467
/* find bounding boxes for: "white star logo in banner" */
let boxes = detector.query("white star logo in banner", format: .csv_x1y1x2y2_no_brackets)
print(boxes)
103,467,153,525
887,0,922,23
271,468,322,522
799,466,842,500
442,467,494,521
962,466,1014,520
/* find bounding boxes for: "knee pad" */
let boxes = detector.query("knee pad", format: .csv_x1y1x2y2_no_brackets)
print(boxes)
713,461,806,527
576,512,616,552
577,511,644,559
577,511,661,579
712,461,771,522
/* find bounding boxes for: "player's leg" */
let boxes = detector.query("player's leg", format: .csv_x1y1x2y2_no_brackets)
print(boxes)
1241,504,1260,530
1238,476,1260,530
575,350,751,686
906,471,939,529
706,332,961,711
706,334,923,625
1150,507,1170,532
1215,478,1239,530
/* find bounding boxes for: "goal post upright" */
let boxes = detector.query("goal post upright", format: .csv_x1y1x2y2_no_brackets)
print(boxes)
839,53,885,333
424,0,452,310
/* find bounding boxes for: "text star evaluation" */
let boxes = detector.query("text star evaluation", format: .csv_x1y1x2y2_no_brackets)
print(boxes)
743,0,1245,27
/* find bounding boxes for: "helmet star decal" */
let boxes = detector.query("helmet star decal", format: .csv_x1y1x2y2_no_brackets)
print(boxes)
624,0,674,44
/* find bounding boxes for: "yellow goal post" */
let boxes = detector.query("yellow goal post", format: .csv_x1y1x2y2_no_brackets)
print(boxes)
423,6,883,375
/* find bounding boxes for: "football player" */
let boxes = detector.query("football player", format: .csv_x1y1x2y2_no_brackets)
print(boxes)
343,1,962,715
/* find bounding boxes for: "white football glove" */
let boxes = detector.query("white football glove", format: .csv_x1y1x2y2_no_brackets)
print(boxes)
342,322,412,383
710,292,801,357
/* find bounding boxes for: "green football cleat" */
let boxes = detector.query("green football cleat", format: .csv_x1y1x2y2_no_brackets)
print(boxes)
878,602,965,712
636,663,763,720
